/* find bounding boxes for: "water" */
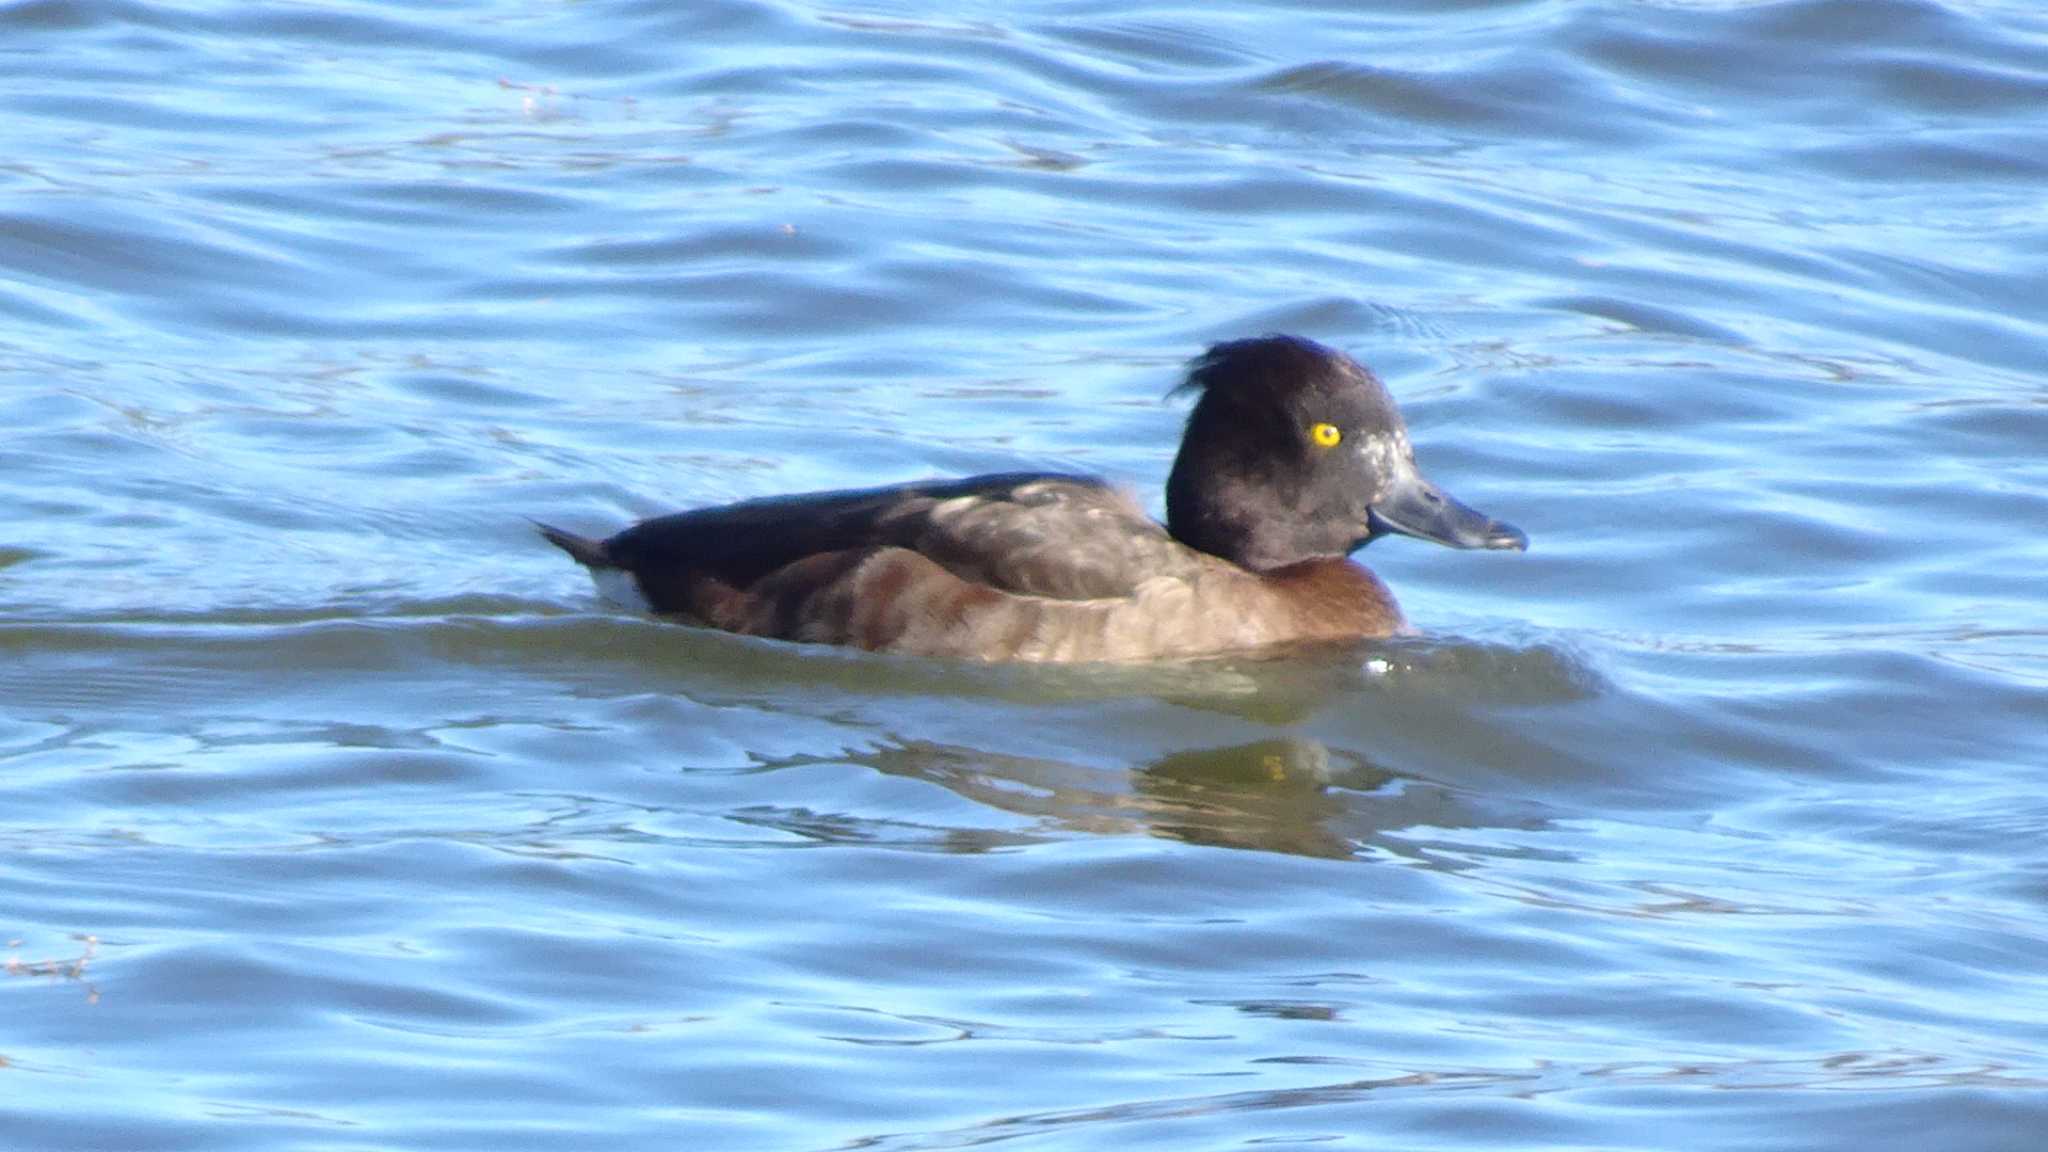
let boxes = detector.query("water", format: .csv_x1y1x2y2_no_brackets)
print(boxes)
4,0,2046,1148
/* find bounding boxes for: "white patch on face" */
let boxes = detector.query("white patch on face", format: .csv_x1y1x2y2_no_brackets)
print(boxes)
1357,429,1414,478
591,567,653,614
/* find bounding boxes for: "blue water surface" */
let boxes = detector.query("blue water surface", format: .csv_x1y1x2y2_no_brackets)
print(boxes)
2,1,2046,1149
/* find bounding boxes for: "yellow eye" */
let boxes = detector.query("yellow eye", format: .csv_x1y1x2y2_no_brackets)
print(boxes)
1310,422,1343,447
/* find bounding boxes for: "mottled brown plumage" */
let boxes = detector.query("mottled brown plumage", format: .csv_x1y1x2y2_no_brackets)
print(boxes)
538,335,1525,662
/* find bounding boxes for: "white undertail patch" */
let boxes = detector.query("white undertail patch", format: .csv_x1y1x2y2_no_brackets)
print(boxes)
591,567,653,614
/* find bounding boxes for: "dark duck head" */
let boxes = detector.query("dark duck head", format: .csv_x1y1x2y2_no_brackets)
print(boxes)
1164,334,1527,572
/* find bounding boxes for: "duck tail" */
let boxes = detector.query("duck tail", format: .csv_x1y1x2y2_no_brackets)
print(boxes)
532,520,613,569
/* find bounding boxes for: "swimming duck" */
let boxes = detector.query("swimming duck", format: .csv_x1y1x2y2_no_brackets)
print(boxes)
538,334,1525,662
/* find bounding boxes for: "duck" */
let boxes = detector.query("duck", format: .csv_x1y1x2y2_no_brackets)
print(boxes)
537,334,1526,662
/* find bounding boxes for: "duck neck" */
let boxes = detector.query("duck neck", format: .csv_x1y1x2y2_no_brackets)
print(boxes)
1167,448,1304,573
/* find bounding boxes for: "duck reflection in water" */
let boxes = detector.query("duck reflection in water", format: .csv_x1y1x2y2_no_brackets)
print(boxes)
747,734,1550,863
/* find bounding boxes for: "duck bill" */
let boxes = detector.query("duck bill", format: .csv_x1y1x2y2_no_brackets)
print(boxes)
1367,470,1527,551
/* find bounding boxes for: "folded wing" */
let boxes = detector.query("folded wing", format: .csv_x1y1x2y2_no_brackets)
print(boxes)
604,472,1206,606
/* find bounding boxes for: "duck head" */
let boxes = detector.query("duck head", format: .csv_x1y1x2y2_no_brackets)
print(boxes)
1164,334,1527,571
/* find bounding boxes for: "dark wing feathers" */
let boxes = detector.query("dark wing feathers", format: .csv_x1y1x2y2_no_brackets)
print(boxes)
881,476,1205,600
594,472,1199,605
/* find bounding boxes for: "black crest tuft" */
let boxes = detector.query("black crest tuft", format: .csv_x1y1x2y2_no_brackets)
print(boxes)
1172,334,1373,405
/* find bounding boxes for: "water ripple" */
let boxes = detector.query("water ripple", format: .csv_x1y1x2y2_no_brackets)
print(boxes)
4,0,2048,1148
